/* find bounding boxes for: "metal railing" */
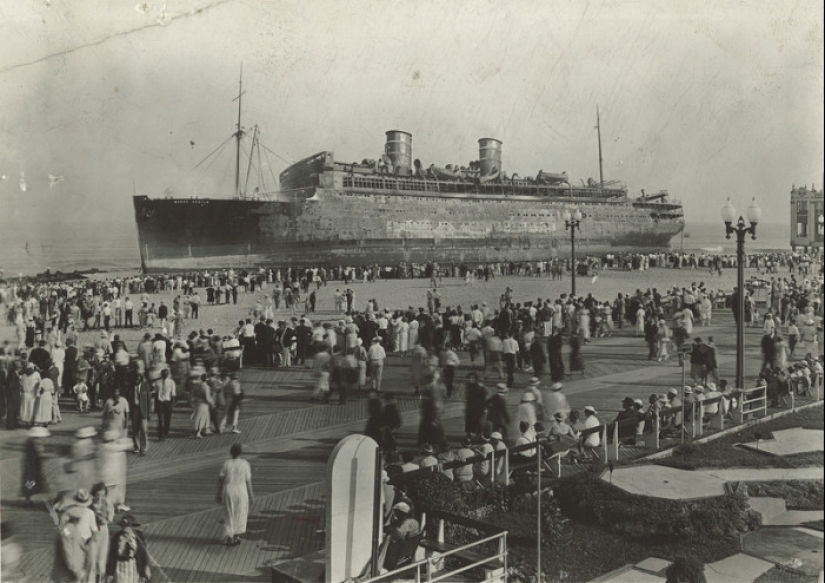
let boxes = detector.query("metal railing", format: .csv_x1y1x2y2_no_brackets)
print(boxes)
358,510,508,583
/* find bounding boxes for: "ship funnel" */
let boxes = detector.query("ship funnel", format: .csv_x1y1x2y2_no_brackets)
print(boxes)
385,130,412,173
478,138,502,176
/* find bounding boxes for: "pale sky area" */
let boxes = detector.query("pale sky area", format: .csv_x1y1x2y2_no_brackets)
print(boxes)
0,0,822,232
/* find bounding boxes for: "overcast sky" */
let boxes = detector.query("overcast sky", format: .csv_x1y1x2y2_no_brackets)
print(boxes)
0,0,822,230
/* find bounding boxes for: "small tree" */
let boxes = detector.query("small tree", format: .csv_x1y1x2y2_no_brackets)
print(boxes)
665,557,707,583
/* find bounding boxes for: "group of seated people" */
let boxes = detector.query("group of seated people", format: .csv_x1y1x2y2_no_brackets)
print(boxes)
761,356,823,407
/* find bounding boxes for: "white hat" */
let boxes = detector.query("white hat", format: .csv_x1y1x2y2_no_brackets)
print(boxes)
75,426,97,439
529,377,540,385
522,392,536,402
633,399,644,407
102,430,119,442
28,426,51,438
550,382,563,391
584,405,597,414
496,383,509,393
684,386,693,394
393,502,411,514
706,381,717,390
668,388,678,396
73,489,93,506
490,431,503,440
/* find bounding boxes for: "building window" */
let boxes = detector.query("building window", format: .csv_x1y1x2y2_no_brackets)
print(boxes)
797,221,808,238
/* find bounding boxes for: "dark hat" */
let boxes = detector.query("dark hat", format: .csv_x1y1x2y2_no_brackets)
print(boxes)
118,514,141,527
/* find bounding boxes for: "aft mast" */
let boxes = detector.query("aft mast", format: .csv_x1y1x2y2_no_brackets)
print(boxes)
596,105,605,197
233,65,245,199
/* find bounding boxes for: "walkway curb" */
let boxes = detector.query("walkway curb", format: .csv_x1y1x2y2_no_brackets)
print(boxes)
639,400,824,461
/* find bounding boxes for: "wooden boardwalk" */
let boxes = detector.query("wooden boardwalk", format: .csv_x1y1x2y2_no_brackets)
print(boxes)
3,311,816,582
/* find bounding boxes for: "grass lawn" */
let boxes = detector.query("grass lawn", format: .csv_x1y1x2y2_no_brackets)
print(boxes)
655,403,824,470
744,480,825,510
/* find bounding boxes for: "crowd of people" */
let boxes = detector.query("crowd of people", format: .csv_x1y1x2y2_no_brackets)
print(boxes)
1,251,822,581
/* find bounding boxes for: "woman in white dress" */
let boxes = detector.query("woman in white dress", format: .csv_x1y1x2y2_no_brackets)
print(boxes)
192,377,214,438
392,317,403,353
398,318,410,357
33,376,54,426
408,320,419,349
20,365,41,427
52,340,66,388
216,444,254,546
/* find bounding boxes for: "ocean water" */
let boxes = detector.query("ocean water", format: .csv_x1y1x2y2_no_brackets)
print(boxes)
0,219,791,278
678,221,790,255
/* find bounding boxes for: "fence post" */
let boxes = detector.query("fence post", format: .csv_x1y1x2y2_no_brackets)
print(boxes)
736,391,744,425
601,426,608,463
608,424,619,461
762,388,767,418
710,400,724,431
645,412,660,449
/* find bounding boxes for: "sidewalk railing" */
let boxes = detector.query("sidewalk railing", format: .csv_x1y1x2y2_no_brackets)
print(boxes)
388,386,819,484
359,509,507,583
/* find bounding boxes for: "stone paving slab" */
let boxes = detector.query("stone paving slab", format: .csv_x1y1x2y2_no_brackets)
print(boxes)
606,466,825,500
591,566,665,583
741,527,824,577
749,498,788,522
703,553,774,583
768,510,825,527
707,467,825,482
635,557,671,574
739,428,825,456
605,465,727,499
793,527,824,539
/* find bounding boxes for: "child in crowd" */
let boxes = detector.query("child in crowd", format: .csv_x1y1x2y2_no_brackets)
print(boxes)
74,379,90,413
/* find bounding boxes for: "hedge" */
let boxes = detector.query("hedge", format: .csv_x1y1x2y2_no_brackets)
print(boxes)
552,472,761,541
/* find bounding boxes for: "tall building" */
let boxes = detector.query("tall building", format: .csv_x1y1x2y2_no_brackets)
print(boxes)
790,183,824,252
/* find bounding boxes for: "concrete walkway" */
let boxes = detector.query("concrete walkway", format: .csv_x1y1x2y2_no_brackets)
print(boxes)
605,464,824,499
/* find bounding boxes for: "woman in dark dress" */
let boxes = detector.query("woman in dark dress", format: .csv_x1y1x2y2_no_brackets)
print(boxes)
547,332,565,382
463,373,487,438
569,334,585,375
22,427,50,505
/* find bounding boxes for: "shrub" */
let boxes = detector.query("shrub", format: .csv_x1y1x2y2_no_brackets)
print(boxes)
665,556,708,583
403,470,469,517
552,472,759,542
539,491,570,542
403,471,479,544
743,480,825,511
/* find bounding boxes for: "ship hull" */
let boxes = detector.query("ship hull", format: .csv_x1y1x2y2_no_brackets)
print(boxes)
134,190,683,271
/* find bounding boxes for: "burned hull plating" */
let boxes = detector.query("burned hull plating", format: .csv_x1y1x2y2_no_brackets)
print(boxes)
133,188,683,271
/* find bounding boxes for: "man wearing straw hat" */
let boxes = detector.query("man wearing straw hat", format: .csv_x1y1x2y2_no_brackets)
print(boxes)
56,489,98,582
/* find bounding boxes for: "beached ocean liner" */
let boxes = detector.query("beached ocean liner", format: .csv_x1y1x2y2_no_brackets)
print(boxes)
133,100,684,271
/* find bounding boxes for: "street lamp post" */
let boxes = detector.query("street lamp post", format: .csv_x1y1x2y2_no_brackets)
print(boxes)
721,197,762,389
564,208,586,296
